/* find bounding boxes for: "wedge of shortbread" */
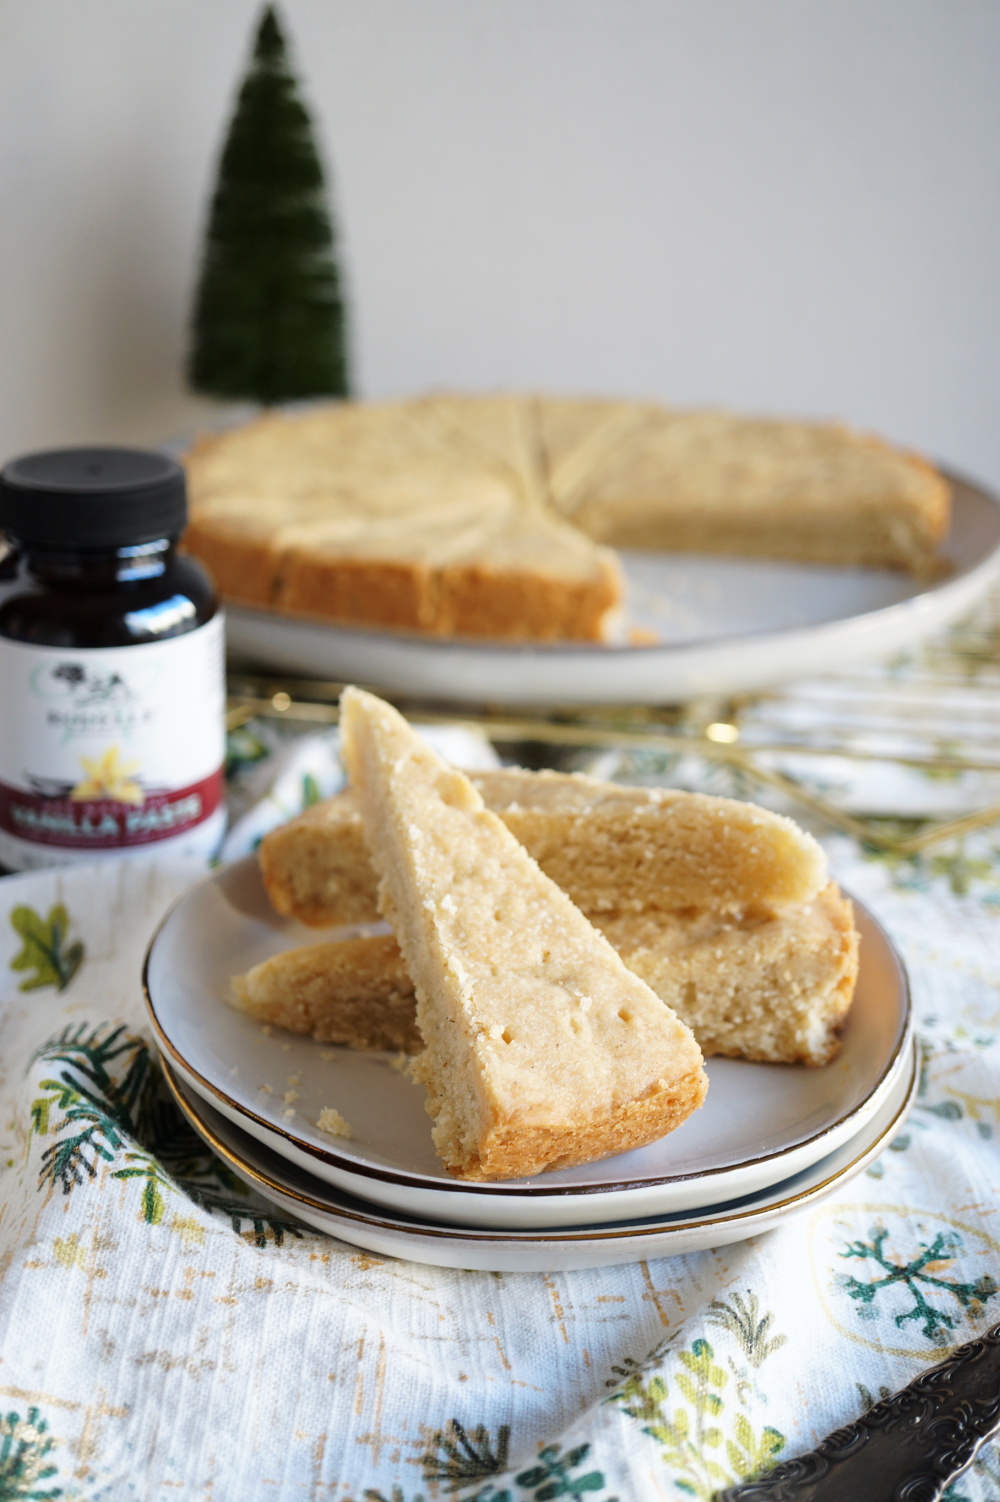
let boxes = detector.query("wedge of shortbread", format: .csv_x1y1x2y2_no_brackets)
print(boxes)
233,883,856,1067
260,768,827,928
232,935,422,1053
597,883,858,1066
338,687,707,1180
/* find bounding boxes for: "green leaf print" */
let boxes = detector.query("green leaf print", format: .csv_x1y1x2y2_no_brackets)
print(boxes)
836,1225,1000,1344
724,1415,783,1482
0,1405,61,1500
608,1331,785,1498
357,1437,617,1502
513,1441,609,1499
9,906,84,992
706,1293,788,1368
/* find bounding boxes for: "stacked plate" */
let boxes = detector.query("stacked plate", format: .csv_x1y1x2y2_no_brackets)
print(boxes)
144,858,916,1273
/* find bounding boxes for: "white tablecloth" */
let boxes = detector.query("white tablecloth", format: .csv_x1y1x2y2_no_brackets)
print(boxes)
2,631,1000,1500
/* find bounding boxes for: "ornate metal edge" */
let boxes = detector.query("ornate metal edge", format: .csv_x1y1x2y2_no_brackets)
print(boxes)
716,1323,1000,1500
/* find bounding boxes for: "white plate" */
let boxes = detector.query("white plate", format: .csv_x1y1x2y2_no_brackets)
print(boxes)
225,472,1000,707
162,1041,919,1273
144,857,912,1230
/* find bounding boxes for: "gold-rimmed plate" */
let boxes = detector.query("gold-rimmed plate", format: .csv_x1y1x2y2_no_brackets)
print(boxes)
162,1042,919,1273
224,473,1000,707
144,857,912,1231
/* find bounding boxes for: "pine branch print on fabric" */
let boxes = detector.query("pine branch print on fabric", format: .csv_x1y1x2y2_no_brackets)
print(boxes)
31,1077,126,1195
419,1421,510,1492
706,1293,788,1368
0,1406,61,1500
357,1438,616,1502
25,1025,305,1244
835,1224,1000,1344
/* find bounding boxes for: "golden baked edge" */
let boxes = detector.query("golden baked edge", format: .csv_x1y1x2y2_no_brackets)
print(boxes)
441,1065,709,1180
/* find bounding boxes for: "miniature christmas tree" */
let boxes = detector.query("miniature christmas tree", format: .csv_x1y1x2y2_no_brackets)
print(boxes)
188,5,351,403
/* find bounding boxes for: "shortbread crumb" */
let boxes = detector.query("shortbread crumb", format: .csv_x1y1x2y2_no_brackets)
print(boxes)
317,1106,352,1139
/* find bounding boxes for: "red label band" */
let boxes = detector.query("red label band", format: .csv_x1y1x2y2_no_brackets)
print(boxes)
0,769,224,849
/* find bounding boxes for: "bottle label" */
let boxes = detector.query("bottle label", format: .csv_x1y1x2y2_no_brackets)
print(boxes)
0,615,226,850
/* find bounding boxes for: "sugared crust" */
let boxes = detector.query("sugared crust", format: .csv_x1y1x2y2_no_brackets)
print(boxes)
340,688,707,1180
259,768,827,927
183,397,951,643
601,883,859,1066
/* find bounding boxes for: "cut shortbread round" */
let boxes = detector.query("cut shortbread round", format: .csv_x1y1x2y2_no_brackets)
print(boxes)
338,687,707,1180
183,395,951,643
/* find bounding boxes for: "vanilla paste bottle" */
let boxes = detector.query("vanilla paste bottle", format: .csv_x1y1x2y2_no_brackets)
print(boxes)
0,447,226,869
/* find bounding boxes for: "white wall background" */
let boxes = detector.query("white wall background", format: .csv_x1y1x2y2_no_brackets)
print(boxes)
0,0,998,486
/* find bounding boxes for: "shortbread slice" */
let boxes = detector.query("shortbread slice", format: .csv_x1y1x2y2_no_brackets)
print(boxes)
339,687,707,1180
232,885,857,1068
599,883,858,1067
260,768,827,928
231,935,421,1053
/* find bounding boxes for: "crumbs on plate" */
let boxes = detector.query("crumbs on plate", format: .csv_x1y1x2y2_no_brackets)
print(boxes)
316,1107,352,1140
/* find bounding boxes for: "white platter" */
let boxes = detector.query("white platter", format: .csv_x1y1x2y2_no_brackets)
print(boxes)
144,857,912,1230
163,1041,919,1273
225,472,1000,707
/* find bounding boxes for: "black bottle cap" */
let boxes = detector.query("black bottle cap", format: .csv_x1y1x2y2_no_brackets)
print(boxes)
0,447,187,549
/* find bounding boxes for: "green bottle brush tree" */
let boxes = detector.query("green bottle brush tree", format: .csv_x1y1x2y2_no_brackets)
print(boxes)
188,5,351,404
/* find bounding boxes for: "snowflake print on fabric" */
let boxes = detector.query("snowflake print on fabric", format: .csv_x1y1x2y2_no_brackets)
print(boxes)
835,1224,1000,1344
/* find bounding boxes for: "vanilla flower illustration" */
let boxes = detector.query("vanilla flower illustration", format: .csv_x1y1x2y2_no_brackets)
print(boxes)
71,746,144,804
